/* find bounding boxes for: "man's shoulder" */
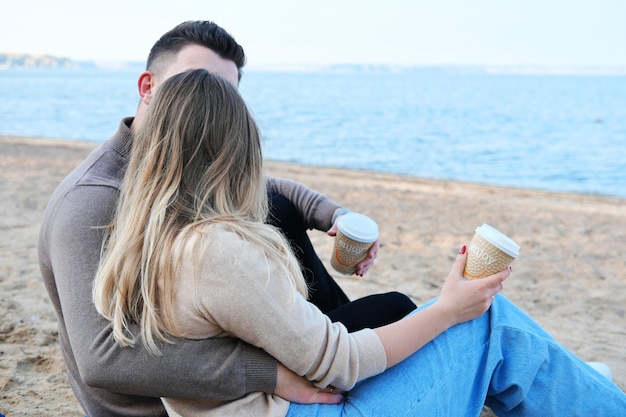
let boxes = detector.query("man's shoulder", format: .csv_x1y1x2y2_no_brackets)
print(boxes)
43,141,128,224
55,141,126,195
76,142,127,188
53,118,133,198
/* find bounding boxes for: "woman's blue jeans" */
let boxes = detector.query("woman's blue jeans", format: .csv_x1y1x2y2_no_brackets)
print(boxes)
287,295,626,416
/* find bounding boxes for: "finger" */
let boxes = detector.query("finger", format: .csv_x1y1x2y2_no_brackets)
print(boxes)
356,256,376,275
355,264,369,276
354,241,380,275
368,240,380,258
327,223,338,237
452,245,469,276
483,265,512,287
479,267,512,301
326,385,345,396
313,392,345,404
313,386,345,404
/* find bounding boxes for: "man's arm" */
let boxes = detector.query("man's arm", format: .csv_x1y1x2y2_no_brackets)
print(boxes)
265,177,341,231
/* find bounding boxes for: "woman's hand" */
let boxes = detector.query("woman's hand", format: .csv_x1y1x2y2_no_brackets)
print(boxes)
436,245,512,327
275,362,345,404
373,245,512,368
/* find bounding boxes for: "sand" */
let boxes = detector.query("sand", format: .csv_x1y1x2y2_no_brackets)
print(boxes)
1,135,624,416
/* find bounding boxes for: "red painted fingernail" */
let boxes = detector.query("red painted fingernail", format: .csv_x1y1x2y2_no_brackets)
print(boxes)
459,245,467,254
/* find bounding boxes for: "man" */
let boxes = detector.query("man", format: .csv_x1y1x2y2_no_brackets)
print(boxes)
39,20,415,417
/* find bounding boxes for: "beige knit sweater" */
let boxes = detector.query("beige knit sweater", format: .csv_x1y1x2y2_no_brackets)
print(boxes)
162,224,387,417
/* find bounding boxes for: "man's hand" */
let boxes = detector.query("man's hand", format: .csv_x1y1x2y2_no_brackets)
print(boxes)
275,363,344,404
327,210,380,276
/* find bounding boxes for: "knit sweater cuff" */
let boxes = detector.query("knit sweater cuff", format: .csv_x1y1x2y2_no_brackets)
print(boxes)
246,346,279,393
352,328,388,382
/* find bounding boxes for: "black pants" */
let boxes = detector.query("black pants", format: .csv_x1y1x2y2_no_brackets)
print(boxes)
268,193,416,332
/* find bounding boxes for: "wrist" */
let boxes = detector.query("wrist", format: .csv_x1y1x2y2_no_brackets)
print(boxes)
428,300,458,329
331,208,350,224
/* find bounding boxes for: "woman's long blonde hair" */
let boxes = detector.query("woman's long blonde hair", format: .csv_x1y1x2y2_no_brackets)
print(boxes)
93,69,308,354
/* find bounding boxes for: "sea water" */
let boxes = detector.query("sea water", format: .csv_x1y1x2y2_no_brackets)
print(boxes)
1,67,625,198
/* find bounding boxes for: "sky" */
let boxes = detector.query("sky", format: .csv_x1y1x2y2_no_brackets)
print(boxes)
2,0,625,69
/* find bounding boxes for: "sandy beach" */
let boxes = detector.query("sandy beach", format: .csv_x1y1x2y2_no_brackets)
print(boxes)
1,135,624,416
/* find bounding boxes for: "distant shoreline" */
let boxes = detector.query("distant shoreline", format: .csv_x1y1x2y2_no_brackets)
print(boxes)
2,53,626,75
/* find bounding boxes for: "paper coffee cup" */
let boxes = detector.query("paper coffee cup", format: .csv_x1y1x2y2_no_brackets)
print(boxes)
463,224,520,279
331,212,379,275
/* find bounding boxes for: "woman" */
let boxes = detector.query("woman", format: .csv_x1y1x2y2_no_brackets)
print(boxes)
94,69,625,416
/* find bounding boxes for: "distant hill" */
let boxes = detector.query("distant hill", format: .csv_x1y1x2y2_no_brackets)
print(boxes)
0,52,148,71
0,52,88,68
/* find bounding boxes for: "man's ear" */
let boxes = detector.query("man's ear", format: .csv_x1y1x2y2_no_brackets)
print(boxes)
137,71,155,105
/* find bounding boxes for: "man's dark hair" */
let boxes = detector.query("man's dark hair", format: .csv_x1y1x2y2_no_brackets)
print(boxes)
146,20,246,80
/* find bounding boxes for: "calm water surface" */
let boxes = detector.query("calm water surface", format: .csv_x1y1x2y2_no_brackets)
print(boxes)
1,67,624,198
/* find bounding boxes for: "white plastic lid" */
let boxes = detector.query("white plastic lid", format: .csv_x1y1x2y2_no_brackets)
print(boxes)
475,223,520,258
337,212,379,243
